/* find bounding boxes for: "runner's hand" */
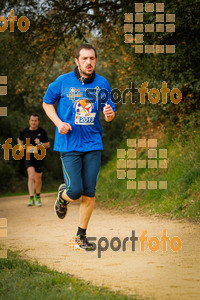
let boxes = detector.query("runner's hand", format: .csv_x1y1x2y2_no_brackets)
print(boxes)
103,105,115,122
57,121,72,134
34,138,40,144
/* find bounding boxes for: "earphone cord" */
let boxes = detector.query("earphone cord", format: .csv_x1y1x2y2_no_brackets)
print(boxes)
80,77,84,85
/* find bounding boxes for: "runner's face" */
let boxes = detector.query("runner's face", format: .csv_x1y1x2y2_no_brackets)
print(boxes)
29,116,39,130
75,48,97,78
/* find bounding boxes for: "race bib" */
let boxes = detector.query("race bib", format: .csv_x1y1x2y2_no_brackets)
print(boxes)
75,113,96,125
75,99,96,125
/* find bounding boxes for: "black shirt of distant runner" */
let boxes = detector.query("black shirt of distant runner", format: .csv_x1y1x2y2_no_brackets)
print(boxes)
17,114,50,207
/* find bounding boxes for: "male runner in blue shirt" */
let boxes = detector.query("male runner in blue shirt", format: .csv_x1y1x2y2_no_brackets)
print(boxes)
43,44,115,250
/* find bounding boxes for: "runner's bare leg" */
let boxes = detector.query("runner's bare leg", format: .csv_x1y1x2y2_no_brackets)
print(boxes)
78,196,95,229
61,191,95,229
27,167,35,196
35,172,42,194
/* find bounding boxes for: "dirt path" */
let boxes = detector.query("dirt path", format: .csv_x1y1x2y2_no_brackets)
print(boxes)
0,193,199,300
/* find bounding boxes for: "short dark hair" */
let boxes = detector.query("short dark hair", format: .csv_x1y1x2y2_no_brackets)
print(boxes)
75,44,97,59
29,113,39,120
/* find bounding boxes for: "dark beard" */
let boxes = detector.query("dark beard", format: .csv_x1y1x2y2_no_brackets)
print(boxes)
74,66,96,84
79,67,91,77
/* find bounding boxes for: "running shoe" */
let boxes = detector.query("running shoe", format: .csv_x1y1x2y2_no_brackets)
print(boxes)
75,235,95,251
28,198,34,206
54,184,69,219
35,194,42,207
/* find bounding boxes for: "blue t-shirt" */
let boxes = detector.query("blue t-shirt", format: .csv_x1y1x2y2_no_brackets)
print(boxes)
43,71,116,152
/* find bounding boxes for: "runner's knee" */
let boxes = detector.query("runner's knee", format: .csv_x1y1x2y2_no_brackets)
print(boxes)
28,174,34,181
35,176,42,184
82,187,95,198
67,187,83,201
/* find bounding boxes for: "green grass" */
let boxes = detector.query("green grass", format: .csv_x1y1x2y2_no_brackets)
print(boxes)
96,120,200,221
0,251,139,300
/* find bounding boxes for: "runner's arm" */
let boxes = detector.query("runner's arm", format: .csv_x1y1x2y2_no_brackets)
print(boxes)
34,139,50,148
42,141,50,148
42,102,72,134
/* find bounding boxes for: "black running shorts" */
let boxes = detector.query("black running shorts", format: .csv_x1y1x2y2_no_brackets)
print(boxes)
24,156,44,173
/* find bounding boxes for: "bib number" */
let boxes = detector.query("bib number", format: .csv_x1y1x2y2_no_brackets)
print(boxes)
75,113,96,125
